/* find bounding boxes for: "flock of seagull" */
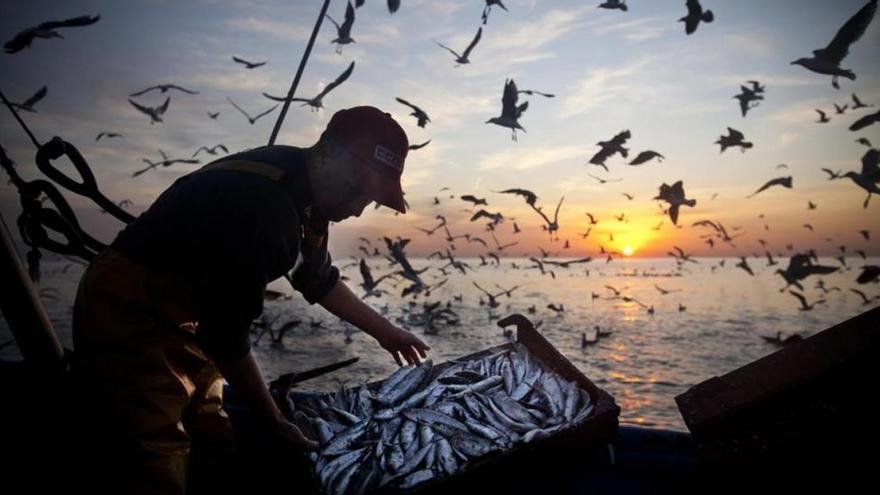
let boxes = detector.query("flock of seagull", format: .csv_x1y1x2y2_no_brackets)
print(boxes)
2,1,879,349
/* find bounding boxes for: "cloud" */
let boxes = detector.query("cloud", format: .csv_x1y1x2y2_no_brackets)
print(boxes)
560,57,653,118
477,144,587,172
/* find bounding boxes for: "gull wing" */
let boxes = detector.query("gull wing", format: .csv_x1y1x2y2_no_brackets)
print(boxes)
462,27,483,59
22,86,48,107
316,61,355,100
818,0,877,65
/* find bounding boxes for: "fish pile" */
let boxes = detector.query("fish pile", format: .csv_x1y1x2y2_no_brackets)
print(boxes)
287,343,596,494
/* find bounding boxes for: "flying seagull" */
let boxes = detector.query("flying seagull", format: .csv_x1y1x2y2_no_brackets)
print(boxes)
733,85,764,117
326,1,356,53
192,144,229,158
716,127,753,153
129,97,170,124
482,1,508,24
132,151,199,177
629,150,664,165
395,97,430,128
776,253,839,291
208,111,220,120
791,0,877,89
437,27,483,67
851,93,873,109
226,97,278,125
679,0,714,35
95,132,124,141
408,140,431,151
10,86,47,112
263,61,354,111
387,0,401,14
4,15,101,54
129,84,198,97
849,109,880,131
232,56,267,69
816,109,831,123
495,188,538,206
532,196,564,236
747,176,793,198
461,195,488,206
842,148,880,208
589,130,631,170
654,181,696,225
486,78,530,141
789,291,825,311
599,1,628,12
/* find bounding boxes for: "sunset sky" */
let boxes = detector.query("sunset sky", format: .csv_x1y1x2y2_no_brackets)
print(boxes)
2,0,879,260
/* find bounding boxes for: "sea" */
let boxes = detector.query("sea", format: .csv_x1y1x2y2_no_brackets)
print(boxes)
2,254,877,432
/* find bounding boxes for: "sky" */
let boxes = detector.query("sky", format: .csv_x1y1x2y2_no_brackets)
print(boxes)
1,0,879,260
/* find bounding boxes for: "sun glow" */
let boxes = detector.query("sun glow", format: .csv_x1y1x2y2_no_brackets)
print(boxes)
623,245,634,256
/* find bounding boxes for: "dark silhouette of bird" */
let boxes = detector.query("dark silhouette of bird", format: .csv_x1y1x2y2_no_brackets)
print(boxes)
129,97,170,124
226,98,277,125
263,61,354,111
654,181,696,225
471,209,504,225
855,137,872,147
761,331,803,346
808,200,817,210
461,195,488,206
486,78,532,141
387,0,402,14
791,0,877,89
589,130,631,170
747,176,793,198
679,0,714,35
851,93,873,109
95,132,123,141
10,86,47,112
532,196,564,235
859,229,871,240
359,258,395,298
232,56,267,69
208,111,220,120
192,144,229,158
395,97,430,128
495,188,538,206
849,109,880,131
585,212,598,226
4,15,101,54
482,1,509,24
668,246,698,264
436,27,482,66
776,253,838,291
821,167,842,180
622,192,634,200
736,256,754,276
733,85,764,117
408,140,431,151
835,102,849,115
850,288,874,305
716,127,753,153
598,0,628,12
856,265,880,284
842,148,880,207
587,173,622,184
132,151,199,177
629,150,664,165
129,84,198,97
654,284,681,295
816,109,831,123
326,1,356,53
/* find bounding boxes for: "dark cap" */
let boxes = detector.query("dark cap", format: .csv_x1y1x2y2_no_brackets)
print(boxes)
321,106,409,213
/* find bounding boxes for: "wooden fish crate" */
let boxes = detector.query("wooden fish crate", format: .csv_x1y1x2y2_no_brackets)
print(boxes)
283,314,620,494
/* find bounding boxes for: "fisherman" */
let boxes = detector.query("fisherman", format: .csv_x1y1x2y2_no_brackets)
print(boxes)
72,106,430,494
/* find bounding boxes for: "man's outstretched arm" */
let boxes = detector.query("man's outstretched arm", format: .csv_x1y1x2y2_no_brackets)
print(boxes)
317,279,430,366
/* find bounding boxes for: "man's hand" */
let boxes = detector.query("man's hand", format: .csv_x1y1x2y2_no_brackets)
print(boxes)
377,326,430,366
275,419,320,451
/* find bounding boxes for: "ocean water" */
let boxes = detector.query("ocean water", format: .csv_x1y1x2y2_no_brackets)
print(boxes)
2,255,877,432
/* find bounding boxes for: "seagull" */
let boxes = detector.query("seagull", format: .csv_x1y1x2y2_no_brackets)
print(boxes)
679,0,714,35
654,284,681,295
736,256,754,276
842,148,880,207
387,0,402,14
629,150,664,165
598,0,628,12
855,137,872,147
208,111,220,120
4,15,101,54
95,132,124,141
531,196,564,236
471,209,504,225
668,246,698,264
10,86,47,112
461,195,488,206
482,1,509,25
232,56,267,69
326,1,356,53
747,176,793,198
808,200,817,210
761,331,803,346
821,167,843,180
495,188,538,206
436,27,482,66
129,96,170,124
587,173,622,184
850,288,874,305
852,93,873,109
409,140,431,151
486,78,528,141
856,265,880,284
227,98,278,125
716,127,753,153
359,258,395,298
622,193,634,200
849,109,880,131
775,253,838,291
835,103,849,114
585,212,599,225
654,181,696,225
192,144,229,158
129,84,198,97
733,85,764,117
132,151,199,177
816,109,831,123
791,0,877,89
263,61,354,111
395,97,430,128
589,130,631,170
859,230,871,240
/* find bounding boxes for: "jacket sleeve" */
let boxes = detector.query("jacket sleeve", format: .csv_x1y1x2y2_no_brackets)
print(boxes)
288,219,340,304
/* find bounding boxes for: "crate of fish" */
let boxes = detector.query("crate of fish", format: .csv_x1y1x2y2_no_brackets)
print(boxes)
283,314,620,494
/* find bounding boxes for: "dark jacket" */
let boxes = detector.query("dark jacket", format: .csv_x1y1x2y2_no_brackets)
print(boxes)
112,145,339,360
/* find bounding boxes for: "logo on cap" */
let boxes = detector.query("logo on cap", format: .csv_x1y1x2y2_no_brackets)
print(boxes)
374,144,403,173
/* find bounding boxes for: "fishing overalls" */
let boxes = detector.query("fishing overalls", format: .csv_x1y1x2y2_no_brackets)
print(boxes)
72,146,339,495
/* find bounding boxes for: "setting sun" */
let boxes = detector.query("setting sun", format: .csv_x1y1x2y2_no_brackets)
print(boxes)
623,246,634,256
